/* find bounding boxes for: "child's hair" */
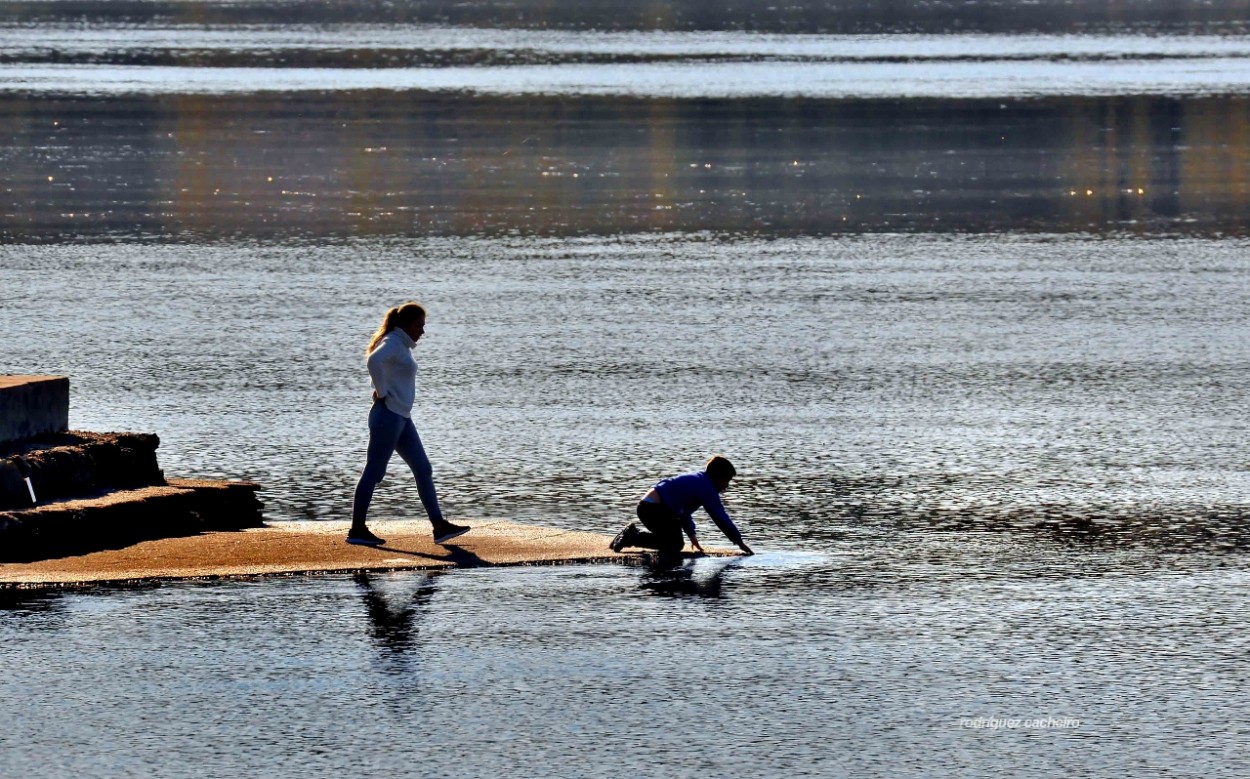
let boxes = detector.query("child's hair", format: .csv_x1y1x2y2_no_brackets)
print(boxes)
705,455,736,481
366,302,427,355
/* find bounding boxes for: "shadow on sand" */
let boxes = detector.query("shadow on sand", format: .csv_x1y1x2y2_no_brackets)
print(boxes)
371,543,487,567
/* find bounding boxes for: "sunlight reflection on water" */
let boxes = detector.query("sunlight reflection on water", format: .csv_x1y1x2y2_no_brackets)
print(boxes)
7,58,1250,97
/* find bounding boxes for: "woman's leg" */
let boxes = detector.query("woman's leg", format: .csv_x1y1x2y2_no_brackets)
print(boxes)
393,417,446,524
633,501,686,554
351,403,405,527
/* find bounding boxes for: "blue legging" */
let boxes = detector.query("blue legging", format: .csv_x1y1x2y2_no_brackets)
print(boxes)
352,400,445,525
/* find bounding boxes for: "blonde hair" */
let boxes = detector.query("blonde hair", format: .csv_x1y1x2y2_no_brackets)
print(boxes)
366,302,427,355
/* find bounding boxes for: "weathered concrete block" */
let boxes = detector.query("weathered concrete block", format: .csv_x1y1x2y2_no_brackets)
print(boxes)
0,376,70,443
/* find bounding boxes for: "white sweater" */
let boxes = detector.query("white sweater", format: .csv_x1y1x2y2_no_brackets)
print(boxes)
366,328,418,418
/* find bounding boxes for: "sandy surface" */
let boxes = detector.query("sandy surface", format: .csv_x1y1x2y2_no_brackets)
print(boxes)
9,478,249,513
0,375,64,389
0,519,726,588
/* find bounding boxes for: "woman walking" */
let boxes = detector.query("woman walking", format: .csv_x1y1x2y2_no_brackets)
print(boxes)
349,302,469,547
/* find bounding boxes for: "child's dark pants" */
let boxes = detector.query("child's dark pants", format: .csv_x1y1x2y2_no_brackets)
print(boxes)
634,501,686,554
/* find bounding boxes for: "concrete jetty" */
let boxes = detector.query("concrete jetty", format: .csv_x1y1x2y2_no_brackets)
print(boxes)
0,375,726,589
0,519,722,589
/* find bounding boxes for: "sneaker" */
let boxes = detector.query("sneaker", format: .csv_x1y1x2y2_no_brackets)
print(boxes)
610,523,637,553
432,521,471,544
346,527,386,546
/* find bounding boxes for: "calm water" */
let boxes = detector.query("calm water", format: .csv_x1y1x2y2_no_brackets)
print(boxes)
1,563,1246,778
3,1,1250,776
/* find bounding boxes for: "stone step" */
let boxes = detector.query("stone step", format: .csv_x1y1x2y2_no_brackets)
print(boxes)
0,431,165,510
0,478,263,563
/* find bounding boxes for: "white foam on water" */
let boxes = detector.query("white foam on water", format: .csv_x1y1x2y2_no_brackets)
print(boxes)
697,550,830,570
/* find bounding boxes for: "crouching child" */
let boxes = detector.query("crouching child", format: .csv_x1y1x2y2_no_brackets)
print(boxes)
611,455,754,557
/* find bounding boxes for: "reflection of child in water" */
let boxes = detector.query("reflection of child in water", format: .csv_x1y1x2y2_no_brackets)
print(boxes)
610,455,754,556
